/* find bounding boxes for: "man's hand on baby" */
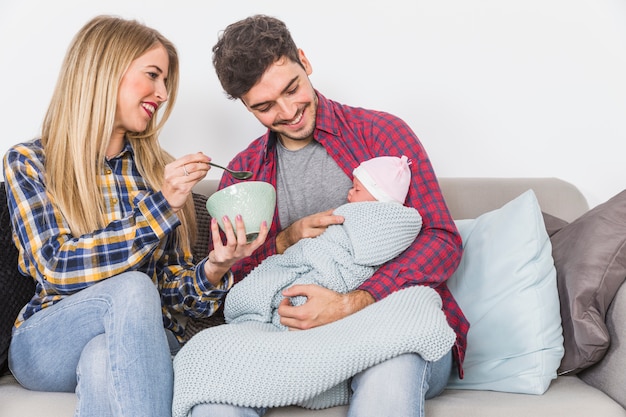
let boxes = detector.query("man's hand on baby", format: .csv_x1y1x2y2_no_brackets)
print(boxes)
277,285,374,330
276,209,344,254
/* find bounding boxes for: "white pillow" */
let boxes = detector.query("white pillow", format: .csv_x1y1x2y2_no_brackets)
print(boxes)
447,190,564,394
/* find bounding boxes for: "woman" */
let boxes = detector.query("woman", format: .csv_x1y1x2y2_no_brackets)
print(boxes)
2,15,267,417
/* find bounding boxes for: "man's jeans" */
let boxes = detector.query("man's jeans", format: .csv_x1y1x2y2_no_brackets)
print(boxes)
191,350,453,417
9,272,174,417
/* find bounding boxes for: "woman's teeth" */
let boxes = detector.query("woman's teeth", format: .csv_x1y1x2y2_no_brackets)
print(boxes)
142,103,156,116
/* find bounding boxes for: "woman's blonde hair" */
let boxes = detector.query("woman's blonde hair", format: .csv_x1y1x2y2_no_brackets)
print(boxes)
42,15,196,246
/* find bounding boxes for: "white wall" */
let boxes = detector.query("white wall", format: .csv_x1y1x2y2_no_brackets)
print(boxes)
1,0,625,208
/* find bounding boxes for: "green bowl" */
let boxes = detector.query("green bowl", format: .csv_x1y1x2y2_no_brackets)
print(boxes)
205,181,276,242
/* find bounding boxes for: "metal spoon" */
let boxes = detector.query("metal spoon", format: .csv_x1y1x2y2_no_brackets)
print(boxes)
208,161,253,180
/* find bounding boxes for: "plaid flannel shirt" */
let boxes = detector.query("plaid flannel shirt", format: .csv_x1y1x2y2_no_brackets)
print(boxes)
214,91,469,376
3,139,231,339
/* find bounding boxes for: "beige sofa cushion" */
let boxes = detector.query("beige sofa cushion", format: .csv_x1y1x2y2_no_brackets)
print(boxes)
2,374,625,417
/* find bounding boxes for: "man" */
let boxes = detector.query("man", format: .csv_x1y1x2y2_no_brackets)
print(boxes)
202,15,468,417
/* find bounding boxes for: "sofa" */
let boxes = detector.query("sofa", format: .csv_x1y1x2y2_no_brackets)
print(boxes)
1,177,626,417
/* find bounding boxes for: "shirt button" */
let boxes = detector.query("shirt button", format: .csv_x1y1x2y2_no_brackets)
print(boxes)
105,169,112,175
112,198,118,205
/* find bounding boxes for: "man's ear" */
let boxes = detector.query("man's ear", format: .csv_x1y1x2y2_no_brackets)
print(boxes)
298,49,313,76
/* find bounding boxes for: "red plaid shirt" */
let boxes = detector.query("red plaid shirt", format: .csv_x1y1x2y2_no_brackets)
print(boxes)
215,91,468,376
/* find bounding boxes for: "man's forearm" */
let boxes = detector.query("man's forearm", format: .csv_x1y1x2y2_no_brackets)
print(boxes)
275,228,291,254
342,289,375,316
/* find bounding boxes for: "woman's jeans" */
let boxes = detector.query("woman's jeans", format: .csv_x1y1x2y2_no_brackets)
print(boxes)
8,272,174,417
191,350,453,417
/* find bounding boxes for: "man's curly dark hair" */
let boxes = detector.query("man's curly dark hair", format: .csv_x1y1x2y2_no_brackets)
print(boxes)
212,15,304,100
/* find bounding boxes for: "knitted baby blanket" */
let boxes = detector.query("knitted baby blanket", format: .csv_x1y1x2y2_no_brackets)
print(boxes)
172,285,456,417
225,201,423,328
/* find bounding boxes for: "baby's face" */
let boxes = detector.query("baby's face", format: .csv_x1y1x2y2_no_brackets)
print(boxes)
347,177,377,203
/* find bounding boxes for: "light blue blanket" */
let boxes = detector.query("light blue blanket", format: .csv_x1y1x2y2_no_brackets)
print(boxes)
225,201,423,328
173,288,456,416
172,202,456,417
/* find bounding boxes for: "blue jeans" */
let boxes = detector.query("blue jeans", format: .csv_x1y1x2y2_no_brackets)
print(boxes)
190,350,453,417
8,272,174,417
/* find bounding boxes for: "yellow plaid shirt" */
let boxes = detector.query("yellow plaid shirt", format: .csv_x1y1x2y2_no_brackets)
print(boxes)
3,139,231,339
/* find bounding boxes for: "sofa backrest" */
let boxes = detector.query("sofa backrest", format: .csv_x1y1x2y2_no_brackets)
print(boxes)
438,177,589,222
193,177,590,223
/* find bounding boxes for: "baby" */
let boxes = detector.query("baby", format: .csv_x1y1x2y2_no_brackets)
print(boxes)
348,155,412,204
225,155,422,328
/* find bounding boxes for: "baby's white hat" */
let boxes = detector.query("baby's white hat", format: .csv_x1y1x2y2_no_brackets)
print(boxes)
352,155,412,204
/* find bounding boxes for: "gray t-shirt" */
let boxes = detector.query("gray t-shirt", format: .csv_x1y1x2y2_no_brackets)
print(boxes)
276,140,352,228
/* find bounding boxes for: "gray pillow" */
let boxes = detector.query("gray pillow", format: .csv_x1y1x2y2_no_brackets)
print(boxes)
551,190,626,375
542,211,569,237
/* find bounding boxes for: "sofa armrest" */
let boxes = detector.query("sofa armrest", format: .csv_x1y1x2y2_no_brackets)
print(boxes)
579,282,626,408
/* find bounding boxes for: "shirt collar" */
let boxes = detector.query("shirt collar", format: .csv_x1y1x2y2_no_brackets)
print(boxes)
105,139,134,161
313,90,338,137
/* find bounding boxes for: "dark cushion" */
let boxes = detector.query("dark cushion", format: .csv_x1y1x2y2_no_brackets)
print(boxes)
551,190,626,375
0,182,35,375
191,193,211,262
542,211,569,237
186,193,225,341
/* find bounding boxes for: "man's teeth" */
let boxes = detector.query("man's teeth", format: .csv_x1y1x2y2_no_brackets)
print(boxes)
287,110,303,125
